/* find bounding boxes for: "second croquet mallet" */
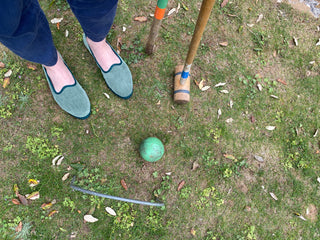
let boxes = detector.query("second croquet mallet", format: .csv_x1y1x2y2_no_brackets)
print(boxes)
174,0,216,103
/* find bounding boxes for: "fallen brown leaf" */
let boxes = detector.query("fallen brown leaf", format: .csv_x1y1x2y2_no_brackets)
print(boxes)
26,63,37,70
0,62,5,68
190,228,196,236
17,194,29,206
116,37,122,53
134,16,147,22
120,179,128,191
250,115,255,123
15,222,23,233
219,42,228,47
276,78,287,85
48,210,59,217
221,0,229,8
3,77,10,88
177,180,185,191
12,198,21,205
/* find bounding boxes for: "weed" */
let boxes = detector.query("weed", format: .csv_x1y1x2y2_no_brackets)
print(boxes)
63,197,76,212
201,150,218,168
179,186,192,199
153,176,171,200
25,136,59,160
196,186,224,209
205,128,222,144
121,36,146,65
145,208,164,232
13,221,33,240
112,203,137,237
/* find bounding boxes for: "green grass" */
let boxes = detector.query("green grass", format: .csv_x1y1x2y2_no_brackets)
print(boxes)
1,0,320,239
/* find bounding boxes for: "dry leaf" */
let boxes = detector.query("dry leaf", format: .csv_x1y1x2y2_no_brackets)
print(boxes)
52,155,62,165
120,179,128,191
84,214,98,223
226,118,233,123
103,92,110,99
134,16,147,22
56,156,64,165
214,82,226,87
41,202,53,210
201,86,210,91
221,0,229,8
270,95,279,99
17,194,29,206
254,155,264,162
62,173,70,181
256,14,263,23
266,126,276,131
65,29,69,37
3,77,10,88
48,210,59,217
220,90,229,94
192,161,200,170
181,2,188,11
198,80,204,89
168,8,176,16
13,184,19,196
15,222,23,233
26,191,40,200
257,83,262,91
313,129,318,138
250,115,255,123
116,37,122,54
247,23,254,28
4,70,12,78
28,179,39,187
219,42,228,47
26,63,37,70
50,18,63,24
229,100,234,109
293,37,298,46
276,78,287,85
218,108,222,119
0,62,5,68
177,180,185,191
316,39,320,46
105,207,117,216
12,198,21,205
224,154,236,160
190,228,196,236
269,192,278,200
165,172,172,176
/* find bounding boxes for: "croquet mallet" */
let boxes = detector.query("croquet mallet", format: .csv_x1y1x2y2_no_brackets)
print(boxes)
146,0,168,55
174,0,216,103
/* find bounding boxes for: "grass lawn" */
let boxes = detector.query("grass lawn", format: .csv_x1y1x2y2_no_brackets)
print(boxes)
1,0,320,239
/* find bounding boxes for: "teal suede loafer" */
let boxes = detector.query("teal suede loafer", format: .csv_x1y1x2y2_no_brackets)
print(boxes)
42,59,91,119
83,35,133,99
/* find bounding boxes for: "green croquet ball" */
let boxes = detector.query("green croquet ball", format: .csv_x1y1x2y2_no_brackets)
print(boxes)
139,137,164,162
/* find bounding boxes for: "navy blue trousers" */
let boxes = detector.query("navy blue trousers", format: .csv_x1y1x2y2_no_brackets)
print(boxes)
0,0,118,66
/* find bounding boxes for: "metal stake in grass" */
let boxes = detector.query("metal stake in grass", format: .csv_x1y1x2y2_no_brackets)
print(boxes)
174,0,216,103
146,0,168,55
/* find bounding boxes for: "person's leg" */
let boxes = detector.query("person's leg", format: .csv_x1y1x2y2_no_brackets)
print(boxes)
0,0,91,118
67,0,120,72
0,0,74,92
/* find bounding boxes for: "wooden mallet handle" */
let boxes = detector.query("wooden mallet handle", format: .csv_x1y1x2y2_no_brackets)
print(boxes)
174,0,216,103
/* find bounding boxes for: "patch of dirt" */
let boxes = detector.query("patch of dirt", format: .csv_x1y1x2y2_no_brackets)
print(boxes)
236,180,249,193
306,204,318,222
